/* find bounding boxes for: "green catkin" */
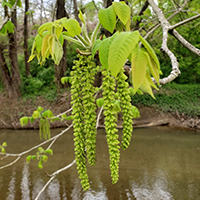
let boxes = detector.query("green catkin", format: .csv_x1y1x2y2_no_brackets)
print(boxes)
81,55,98,166
102,70,120,184
116,69,134,149
70,55,90,190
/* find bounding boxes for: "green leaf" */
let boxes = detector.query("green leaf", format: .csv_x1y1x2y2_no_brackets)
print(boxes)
131,46,148,93
17,0,22,7
61,18,81,37
3,2,12,8
92,39,101,58
26,155,32,164
45,149,53,155
0,26,7,34
2,142,7,147
51,36,63,65
131,106,140,118
65,116,73,120
139,35,160,70
30,117,34,123
42,155,48,162
37,106,43,112
61,77,69,84
112,2,131,25
58,34,64,46
1,148,5,154
136,89,143,95
108,31,139,77
5,21,14,33
42,110,53,118
78,10,85,23
38,163,43,169
146,72,159,90
41,34,51,58
38,22,53,37
32,155,36,160
62,31,72,37
50,117,60,122
99,32,119,69
115,20,124,32
98,6,116,33
28,55,36,62
146,51,160,84
32,110,40,119
128,87,135,96
20,116,29,127
35,34,43,53
139,74,155,99
96,98,104,107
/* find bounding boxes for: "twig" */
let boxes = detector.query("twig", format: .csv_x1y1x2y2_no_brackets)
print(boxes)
34,159,76,200
170,14,200,30
34,176,55,200
0,156,21,170
50,108,72,119
0,125,73,168
96,106,103,128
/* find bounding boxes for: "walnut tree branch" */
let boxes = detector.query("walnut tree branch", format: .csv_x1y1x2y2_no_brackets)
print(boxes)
148,0,180,84
34,159,76,200
170,13,200,30
0,124,73,169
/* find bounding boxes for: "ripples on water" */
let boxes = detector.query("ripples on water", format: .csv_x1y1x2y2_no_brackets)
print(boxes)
0,127,200,200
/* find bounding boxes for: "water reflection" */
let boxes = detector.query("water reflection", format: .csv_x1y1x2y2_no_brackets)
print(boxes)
6,169,16,200
131,170,173,200
21,162,30,200
0,127,200,199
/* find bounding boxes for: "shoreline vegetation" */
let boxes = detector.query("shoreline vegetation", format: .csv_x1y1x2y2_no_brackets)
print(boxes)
0,83,200,131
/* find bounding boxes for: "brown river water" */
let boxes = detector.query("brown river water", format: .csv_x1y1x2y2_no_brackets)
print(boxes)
0,127,200,200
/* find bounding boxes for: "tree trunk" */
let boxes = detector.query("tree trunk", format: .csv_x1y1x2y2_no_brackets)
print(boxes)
8,8,21,94
56,0,68,88
24,0,30,76
0,46,19,98
72,0,80,23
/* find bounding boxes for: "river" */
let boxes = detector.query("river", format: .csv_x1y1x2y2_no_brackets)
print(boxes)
0,127,200,200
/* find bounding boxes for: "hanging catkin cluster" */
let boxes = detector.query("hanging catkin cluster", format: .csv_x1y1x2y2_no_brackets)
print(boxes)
71,55,134,189
116,68,134,149
102,70,120,184
81,56,98,165
70,54,97,190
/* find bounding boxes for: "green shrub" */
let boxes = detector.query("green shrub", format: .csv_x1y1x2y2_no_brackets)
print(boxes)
131,83,200,118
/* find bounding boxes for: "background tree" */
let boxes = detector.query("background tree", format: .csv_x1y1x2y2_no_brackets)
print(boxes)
24,0,30,76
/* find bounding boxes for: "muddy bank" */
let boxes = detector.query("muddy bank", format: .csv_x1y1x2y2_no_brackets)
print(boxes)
0,93,199,131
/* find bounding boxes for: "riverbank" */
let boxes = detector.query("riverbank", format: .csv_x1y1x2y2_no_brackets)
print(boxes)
0,87,200,130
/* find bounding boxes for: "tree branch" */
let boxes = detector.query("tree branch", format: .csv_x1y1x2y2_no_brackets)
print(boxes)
144,0,189,39
134,0,149,30
170,13,200,30
170,29,200,56
34,159,76,200
148,0,181,84
0,124,73,169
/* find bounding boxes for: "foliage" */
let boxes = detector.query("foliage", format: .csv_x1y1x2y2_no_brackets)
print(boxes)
24,1,160,191
131,83,200,118
26,147,53,169
0,142,7,154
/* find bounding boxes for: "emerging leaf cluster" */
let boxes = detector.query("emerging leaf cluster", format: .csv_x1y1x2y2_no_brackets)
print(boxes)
0,142,7,154
26,147,53,169
20,106,72,140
